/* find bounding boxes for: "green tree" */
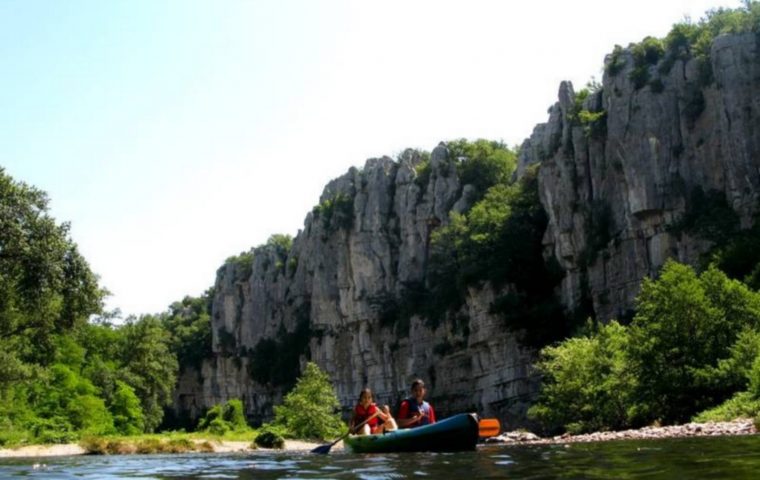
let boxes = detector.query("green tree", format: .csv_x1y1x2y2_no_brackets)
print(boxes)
162,291,213,370
0,168,104,379
272,362,343,440
110,380,145,435
448,138,516,203
628,261,760,424
528,321,635,434
119,315,178,432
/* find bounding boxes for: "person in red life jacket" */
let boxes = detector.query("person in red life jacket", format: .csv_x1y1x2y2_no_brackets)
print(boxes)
350,388,398,435
397,379,436,428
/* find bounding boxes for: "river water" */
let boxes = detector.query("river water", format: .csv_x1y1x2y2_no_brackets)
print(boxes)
2,435,760,479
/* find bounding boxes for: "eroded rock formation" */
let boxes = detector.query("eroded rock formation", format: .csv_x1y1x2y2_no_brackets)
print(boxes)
172,32,760,428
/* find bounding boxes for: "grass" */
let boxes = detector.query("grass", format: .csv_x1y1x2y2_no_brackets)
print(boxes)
78,429,259,455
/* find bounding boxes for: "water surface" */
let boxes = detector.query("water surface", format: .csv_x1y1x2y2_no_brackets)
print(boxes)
2,435,760,479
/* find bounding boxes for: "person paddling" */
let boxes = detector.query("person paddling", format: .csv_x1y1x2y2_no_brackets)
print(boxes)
397,379,436,428
350,388,398,435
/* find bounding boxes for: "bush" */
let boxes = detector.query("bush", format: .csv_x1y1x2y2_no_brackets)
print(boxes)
605,45,626,76
197,399,249,434
254,424,287,449
110,381,145,435
448,139,517,204
628,262,760,424
693,392,760,422
528,321,635,433
272,362,344,440
530,260,760,433
312,193,354,232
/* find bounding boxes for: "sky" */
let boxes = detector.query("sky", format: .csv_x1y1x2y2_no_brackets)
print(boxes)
0,0,739,318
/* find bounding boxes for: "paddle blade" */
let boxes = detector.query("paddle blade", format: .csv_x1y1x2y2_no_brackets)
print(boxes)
311,443,333,454
478,418,500,437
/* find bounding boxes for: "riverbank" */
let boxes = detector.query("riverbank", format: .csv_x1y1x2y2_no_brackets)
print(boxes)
0,438,326,458
487,418,757,445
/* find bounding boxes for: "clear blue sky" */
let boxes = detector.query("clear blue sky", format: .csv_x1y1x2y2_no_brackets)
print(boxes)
0,0,738,317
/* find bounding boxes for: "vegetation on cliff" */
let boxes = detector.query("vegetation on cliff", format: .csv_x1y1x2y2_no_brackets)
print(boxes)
529,261,760,434
410,140,568,346
607,1,760,89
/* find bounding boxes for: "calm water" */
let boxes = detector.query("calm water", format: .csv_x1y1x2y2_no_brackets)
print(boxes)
2,435,760,479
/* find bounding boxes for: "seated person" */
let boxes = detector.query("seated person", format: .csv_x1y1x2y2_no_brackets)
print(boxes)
350,388,398,435
397,379,436,428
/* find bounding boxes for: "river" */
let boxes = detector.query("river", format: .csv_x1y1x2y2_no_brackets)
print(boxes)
1,435,759,479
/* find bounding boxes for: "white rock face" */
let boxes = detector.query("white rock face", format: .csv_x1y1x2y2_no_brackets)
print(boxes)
172,147,538,429
519,33,760,321
172,33,760,428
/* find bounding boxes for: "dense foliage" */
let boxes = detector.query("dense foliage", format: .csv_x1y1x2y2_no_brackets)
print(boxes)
269,362,344,440
197,399,249,435
606,2,760,90
162,292,214,370
417,140,567,345
530,261,760,434
0,168,223,445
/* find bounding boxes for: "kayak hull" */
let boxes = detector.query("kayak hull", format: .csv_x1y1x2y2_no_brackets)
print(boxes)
343,413,479,453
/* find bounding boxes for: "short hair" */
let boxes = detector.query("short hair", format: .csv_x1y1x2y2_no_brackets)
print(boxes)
410,379,425,390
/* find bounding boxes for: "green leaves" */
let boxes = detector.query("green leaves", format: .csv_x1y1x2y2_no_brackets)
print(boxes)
628,262,760,423
120,316,178,432
529,321,634,434
198,399,248,434
531,260,760,433
271,362,344,441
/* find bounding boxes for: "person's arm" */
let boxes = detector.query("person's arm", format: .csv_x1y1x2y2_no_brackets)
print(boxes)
428,405,436,424
372,404,389,422
397,401,423,428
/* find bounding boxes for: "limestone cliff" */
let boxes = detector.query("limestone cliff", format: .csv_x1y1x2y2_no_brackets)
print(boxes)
172,32,760,428
520,32,760,321
173,148,538,428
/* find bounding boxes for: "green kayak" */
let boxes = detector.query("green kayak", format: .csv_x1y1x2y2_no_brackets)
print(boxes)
343,413,480,453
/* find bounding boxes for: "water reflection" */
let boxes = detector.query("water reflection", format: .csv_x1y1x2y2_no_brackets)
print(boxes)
2,436,760,479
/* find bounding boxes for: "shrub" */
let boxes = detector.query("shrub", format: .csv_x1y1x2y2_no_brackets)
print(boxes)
448,139,517,204
628,262,760,424
693,391,760,422
578,109,607,139
254,424,287,449
312,193,354,232
605,45,626,76
272,362,344,440
528,321,635,434
197,399,249,434
225,251,254,279
531,260,760,433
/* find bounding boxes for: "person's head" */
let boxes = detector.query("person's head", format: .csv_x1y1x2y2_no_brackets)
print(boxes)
410,379,426,401
358,388,374,406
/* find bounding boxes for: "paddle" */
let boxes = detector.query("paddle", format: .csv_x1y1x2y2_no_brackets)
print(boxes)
311,410,382,454
478,418,501,438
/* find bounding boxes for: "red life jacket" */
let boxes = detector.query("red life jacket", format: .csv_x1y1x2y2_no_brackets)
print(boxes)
398,397,435,427
354,403,379,429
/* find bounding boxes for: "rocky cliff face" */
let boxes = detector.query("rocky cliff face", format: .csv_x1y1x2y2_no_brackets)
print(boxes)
520,32,760,321
173,148,538,428
172,32,760,427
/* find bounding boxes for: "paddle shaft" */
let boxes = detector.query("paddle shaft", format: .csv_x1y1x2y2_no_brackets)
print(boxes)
312,409,382,454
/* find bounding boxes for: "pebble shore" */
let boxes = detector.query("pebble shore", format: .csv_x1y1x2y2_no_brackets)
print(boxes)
486,418,757,445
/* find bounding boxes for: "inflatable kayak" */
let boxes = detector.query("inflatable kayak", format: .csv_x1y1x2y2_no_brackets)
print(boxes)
343,413,480,453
